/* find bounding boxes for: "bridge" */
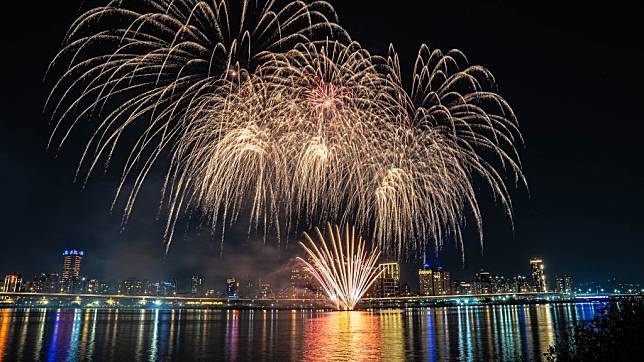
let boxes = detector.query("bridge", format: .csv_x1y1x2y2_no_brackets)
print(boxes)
0,291,639,310
0,291,327,309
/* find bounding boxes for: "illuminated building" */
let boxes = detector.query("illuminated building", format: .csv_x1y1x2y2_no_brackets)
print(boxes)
418,264,451,296
491,275,514,293
118,279,146,295
157,280,177,296
191,275,204,296
30,273,60,293
378,262,400,297
259,279,272,298
2,273,22,293
227,277,239,298
432,267,451,295
289,258,318,298
86,279,108,294
61,249,83,293
555,275,574,294
86,279,99,294
454,281,473,295
474,270,492,294
511,275,530,293
418,264,434,296
529,258,547,292
85,278,110,294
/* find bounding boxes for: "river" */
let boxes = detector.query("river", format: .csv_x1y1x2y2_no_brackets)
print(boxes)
0,303,600,361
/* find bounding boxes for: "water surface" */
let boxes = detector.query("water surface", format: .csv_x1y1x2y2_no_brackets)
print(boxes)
0,303,599,361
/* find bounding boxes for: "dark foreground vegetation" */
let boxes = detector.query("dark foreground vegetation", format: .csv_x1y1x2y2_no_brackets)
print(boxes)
545,298,644,361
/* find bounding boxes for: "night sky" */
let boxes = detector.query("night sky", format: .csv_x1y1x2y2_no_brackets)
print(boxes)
1,1,642,291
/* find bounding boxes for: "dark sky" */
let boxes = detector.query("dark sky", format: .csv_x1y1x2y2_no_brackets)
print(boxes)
1,1,642,291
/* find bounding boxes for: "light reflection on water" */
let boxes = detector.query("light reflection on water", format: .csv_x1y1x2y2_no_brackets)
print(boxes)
0,303,599,361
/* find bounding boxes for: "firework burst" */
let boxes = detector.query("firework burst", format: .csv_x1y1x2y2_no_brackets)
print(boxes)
45,0,347,233
47,0,525,258
298,224,382,310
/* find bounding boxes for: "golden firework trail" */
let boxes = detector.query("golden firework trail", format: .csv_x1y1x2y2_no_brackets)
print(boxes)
46,0,525,258
298,224,382,310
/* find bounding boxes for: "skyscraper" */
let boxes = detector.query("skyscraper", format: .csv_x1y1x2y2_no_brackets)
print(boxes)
419,264,434,296
119,279,140,295
454,281,474,295
378,262,400,297
2,273,22,293
419,264,451,296
289,259,316,298
30,273,60,293
259,278,272,298
433,267,451,295
529,258,547,292
191,275,204,296
86,279,100,294
227,277,239,298
555,275,574,294
491,275,514,293
61,249,84,293
512,275,530,293
474,270,493,294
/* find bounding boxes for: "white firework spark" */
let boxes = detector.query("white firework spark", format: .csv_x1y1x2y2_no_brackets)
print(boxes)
298,224,382,310
46,0,525,258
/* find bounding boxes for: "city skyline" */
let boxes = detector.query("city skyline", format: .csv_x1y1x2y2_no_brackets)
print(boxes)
3,248,640,299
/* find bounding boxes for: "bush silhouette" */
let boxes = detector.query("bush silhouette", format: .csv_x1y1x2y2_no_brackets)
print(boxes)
545,297,644,361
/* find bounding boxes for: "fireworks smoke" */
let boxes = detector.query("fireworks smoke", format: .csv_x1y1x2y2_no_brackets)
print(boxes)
298,224,382,310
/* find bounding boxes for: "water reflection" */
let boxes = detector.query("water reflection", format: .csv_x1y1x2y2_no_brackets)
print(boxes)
225,310,239,361
303,311,385,361
0,309,11,362
0,303,600,361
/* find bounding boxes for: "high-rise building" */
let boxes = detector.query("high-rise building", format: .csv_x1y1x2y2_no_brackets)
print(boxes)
555,275,574,294
433,267,451,295
86,279,100,294
529,258,547,292
419,264,450,296
512,275,530,293
227,277,239,298
259,278,272,298
61,249,84,293
378,262,400,297
2,273,22,293
491,276,514,294
31,273,60,293
118,279,147,295
419,264,434,296
474,270,493,294
454,281,474,295
158,280,177,296
288,258,320,298
191,275,204,296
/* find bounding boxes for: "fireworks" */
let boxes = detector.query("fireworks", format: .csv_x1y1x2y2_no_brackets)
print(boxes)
47,0,525,257
298,224,382,310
